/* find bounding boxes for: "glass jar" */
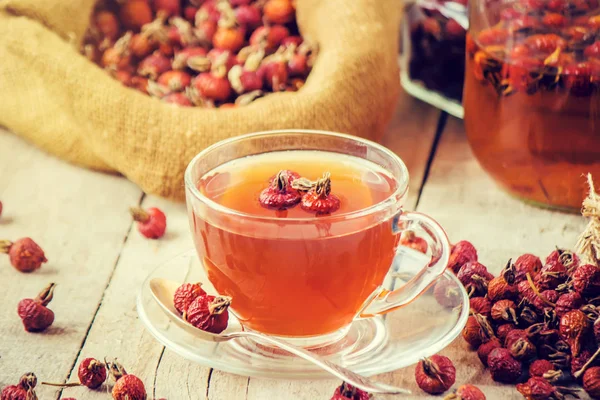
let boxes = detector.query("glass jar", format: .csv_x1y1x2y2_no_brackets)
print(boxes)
464,0,600,211
400,0,468,118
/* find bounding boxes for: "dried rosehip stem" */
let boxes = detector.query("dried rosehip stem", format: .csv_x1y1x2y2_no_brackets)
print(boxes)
314,172,333,198
208,296,232,315
105,358,127,382
527,272,555,307
574,347,600,379
19,373,37,392
130,207,150,223
35,282,56,307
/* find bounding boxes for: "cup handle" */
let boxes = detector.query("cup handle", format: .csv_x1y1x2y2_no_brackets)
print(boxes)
359,210,451,318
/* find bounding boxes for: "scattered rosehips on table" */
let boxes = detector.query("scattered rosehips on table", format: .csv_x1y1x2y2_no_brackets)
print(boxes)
414,354,456,394
444,384,486,400
43,357,108,390
329,382,371,400
1,372,38,400
18,283,56,332
130,207,167,239
106,359,147,400
83,0,316,108
0,238,47,273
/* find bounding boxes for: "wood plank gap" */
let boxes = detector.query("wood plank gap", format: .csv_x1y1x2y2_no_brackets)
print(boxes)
55,192,146,399
152,347,166,399
205,368,214,399
414,112,448,210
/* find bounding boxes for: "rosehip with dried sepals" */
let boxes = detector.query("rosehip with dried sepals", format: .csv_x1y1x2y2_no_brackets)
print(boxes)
131,76,149,94
433,280,462,308
130,207,167,239
415,355,456,395
249,25,290,51
399,230,428,254
95,11,120,41
299,172,341,215
129,34,156,59
101,33,133,71
555,292,584,317
487,261,517,302
477,337,501,367
185,294,231,334
443,384,486,400
517,377,578,400
120,0,153,30
228,49,266,94
545,248,579,272
487,348,522,383
448,240,477,274
235,5,261,29
509,337,536,361
260,56,288,92
138,52,172,80
573,264,600,295
584,367,600,398
457,262,493,297
259,170,302,210
43,357,107,390
157,70,192,92
571,348,595,380
184,6,198,22
536,262,568,291
469,297,491,318
529,359,556,377
559,310,589,357
18,283,56,332
198,0,220,22
153,0,181,17
329,382,371,400
174,282,206,315
106,359,146,400
0,238,47,273
213,27,245,52
1,372,38,400
264,0,295,24
503,329,527,349
462,314,494,349
513,254,542,283
491,299,518,324
282,36,303,48
172,47,207,70
496,323,515,343
532,289,559,312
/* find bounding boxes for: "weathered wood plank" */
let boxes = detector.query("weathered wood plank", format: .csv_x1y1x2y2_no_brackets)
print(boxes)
376,116,586,399
0,128,141,399
55,195,196,400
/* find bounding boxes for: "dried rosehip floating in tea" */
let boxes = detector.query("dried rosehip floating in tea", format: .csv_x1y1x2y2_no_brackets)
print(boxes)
414,354,456,394
443,384,486,400
173,282,206,315
130,207,167,239
18,283,56,332
0,238,47,273
299,172,341,215
185,294,231,334
329,382,371,400
259,170,302,210
1,372,38,400
399,230,428,254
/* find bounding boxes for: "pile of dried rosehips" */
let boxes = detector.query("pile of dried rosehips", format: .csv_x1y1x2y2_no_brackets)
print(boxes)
83,0,315,107
449,238,600,399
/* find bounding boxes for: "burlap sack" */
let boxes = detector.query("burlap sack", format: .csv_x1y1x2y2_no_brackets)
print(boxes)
0,0,401,201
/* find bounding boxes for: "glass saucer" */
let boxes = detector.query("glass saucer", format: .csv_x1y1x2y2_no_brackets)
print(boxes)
137,249,469,379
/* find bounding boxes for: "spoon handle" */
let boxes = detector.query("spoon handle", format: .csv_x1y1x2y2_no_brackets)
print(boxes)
228,331,410,395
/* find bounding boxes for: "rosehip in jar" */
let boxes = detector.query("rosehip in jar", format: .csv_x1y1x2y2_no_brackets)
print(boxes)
264,0,295,24
433,280,462,308
414,354,456,395
120,0,153,30
18,283,56,332
186,294,231,334
448,240,478,274
130,207,167,239
329,382,370,400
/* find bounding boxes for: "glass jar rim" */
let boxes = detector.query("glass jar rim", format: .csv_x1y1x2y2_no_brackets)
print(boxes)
184,129,410,223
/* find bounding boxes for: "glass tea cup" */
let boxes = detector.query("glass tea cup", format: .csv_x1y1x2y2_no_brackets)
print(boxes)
184,130,451,343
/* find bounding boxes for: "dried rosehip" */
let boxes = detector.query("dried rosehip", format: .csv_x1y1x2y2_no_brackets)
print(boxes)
0,238,47,273
157,70,192,92
162,92,193,106
108,360,146,400
457,262,494,296
545,248,579,272
415,355,456,395
559,310,589,357
444,384,486,400
529,359,556,377
513,254,542,283
79,357,107,389
509,337,536,361
138,53,172,80
556,292,584,317
174,282,206,315
153,0,181,17
536,262,568,291
95,11,120,41
259,170,302,210
542,13,566,28
18,283,56,332
299,173,341,215
491,299,518,324
487,262,517,302
487,348,522,383
228,51,265,94
399,230,428,254
260,58,288,92
235,5,261,29
172,47,207,70
1,373,37,400
462,314,494,349
517,280,537,305
329,382,371,400
573,264,600,296
184,6,197,22
584,366,600,398
470,297,491,318
433,280,462,308
186,294,231,334
532,290,559,312
213,27,245,52
571,348,594,380
477,338,501,367
249,25,289,51
496,323,515,343
120,0,153,30
192,50,233,101
503,329,527,349
516,377,575,400
130,207,167,239
264,0,295,24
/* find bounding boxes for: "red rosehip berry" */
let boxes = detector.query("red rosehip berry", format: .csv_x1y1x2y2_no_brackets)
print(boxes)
120,0,153,30
433,280,463,308
138,53,172,80
487,348,522,383
329,382,371,400
95,11,121,41
18,283,56,332
572,264,600,295
157,70,192,92
185,294,231,334
235,5,261,28
162,92,193,107
153,0,181,17
529,359,556,377
78,357,107,389
477,337,502,367
559,310,589,357
555,292,584,317
263,0,295,24
173,282,206,315
415,355,456,394
299,173,341,215
513,254,542,282
457,262,494,296
1,373,37,400
1,238,47,273
444,384,486,400
259,170,302,210
469,297,491,318
112,375,146,400
448,240,478,274
584,367,600,398
130,207,167,239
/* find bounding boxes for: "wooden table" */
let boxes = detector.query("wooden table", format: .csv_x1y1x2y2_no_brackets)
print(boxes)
0,89,586,400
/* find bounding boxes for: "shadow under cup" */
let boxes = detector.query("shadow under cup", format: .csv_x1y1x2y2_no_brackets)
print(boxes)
184,130,409,339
